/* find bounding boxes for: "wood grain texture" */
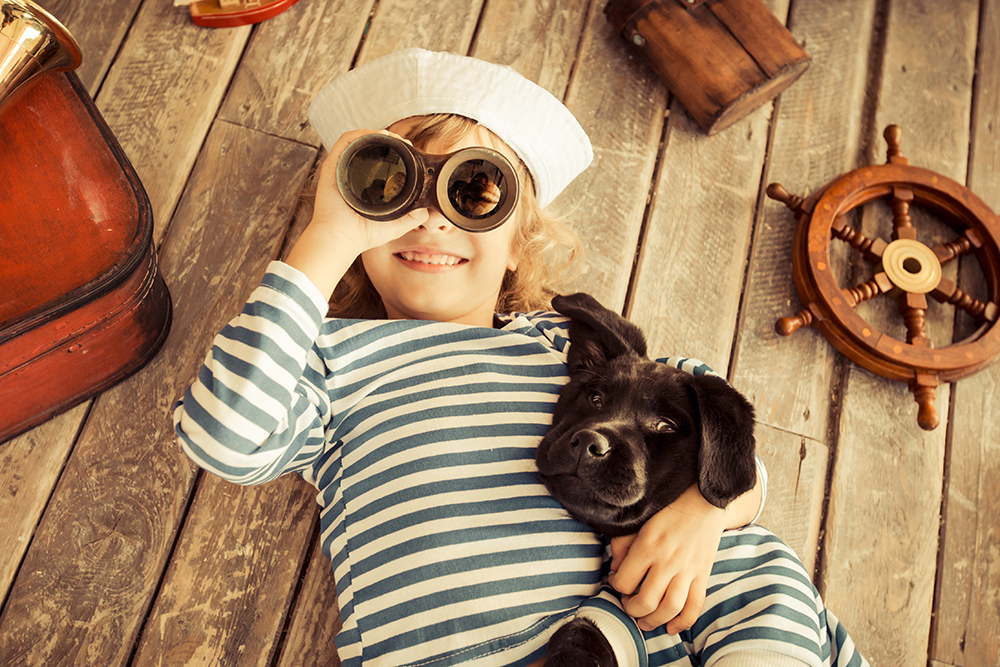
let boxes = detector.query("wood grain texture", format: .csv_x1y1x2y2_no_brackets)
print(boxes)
133,474,317,666
819,2,980,665
472,0,591,99
754,422,828,576
0,404,87,597
625,97,771,367
931,2,1000,662
218,0,376,145
0,121,315,667
359,0,486,63
557,0,667,310
729,0,876,441
626,0,787,371
94,1,251,243
35,0,143,94
275,537,343,667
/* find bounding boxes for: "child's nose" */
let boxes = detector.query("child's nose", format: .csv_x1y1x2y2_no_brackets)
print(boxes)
418,209,454,232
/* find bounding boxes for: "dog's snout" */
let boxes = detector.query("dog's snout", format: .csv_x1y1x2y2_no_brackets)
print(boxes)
572,429,610,459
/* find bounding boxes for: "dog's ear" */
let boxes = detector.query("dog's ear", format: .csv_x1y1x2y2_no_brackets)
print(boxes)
552,293,647,373
684,374,758,508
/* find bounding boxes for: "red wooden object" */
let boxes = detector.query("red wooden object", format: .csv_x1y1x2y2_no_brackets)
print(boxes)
0,71,172,443
188,0,301,28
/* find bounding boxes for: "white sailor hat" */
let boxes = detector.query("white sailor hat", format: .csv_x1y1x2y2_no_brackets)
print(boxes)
308,48,593,208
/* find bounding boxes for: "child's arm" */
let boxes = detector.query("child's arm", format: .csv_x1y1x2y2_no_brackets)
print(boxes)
176,129,427,480
607,466,764,634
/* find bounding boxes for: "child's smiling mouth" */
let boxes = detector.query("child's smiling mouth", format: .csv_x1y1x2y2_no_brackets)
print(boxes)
396,251,468,268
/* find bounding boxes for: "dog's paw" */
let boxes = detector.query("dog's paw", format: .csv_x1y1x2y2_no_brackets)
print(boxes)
545,616,618,667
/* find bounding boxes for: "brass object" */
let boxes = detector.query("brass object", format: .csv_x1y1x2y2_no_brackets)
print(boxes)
0,0,81,115
768,125,1000,431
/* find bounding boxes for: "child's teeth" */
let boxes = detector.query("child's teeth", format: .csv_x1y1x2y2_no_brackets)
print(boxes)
402,252,460,265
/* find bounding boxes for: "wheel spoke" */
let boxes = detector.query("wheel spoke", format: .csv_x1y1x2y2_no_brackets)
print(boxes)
889,186,916,240
844,272,893,307
831,215,887,262
930,276,997,324
932,228,983,264
898,292,931,347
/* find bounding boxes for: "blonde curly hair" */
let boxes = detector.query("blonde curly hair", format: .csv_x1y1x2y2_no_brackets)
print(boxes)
328,114,582,319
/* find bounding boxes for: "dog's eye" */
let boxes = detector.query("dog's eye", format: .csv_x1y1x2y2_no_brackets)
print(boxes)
590,393,604,409
654,419,677,433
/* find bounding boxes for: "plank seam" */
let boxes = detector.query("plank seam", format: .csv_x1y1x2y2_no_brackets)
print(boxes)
124,468,206,667
929,3,989,658
351,0,382,70
623,107,672,318
466,0,490,57
725,0,796,384
88,2,146,99
562,0,599,104
269,517,326,667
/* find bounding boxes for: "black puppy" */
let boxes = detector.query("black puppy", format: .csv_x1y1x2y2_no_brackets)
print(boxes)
540,293,758,666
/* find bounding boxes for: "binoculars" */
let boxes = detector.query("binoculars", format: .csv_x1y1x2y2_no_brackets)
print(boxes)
336,134,519,232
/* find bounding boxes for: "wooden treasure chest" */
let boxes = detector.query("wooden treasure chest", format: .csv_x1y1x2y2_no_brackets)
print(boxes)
0,68,172,443
605,0,811,135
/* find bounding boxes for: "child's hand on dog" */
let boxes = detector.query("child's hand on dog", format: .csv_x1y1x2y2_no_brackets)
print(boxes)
608,484,728,634
609,477,762,634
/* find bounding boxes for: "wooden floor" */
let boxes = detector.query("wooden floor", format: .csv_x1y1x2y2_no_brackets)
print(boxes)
2,0,998,665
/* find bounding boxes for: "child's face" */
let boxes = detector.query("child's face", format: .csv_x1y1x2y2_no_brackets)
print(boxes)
360,119,521,327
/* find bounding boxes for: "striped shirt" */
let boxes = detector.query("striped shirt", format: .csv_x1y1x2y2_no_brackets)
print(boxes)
175,261,866,667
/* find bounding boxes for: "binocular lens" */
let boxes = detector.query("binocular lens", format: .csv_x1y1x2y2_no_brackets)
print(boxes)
446,160,506,220
344,144,409,207
337,134,518,232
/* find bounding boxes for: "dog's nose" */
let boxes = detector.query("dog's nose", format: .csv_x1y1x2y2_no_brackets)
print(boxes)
572,429,610,459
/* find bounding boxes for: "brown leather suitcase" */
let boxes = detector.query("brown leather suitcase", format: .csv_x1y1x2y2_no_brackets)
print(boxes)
605,0,811,135
0,71,172,443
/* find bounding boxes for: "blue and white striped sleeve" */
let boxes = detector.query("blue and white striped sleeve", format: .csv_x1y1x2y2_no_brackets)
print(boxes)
174,261,332,485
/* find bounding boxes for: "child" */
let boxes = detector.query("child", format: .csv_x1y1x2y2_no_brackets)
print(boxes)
175,48,866,667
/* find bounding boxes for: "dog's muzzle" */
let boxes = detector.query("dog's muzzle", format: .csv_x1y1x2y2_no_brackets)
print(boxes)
572,429,610,460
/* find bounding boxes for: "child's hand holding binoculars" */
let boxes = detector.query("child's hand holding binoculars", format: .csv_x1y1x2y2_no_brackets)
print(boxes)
286,129,429,299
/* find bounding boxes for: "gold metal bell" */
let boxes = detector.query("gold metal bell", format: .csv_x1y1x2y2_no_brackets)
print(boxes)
0,0,81,115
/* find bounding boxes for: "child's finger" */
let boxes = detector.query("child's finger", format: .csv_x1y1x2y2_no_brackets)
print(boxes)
631,573,688,632
607,547,648,596
664,579,706,635
609,534,636,573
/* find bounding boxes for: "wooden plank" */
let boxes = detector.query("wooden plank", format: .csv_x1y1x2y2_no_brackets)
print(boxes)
0,404,88,598
126,121,318,666
471,0,591,99
94,1,251,243
36,0,143,94
275,539,343,667
218,0,376,145
0,120,315,667
754,423,828,576
728,0,876,443
931,1,1000,663
557,1,668,310
132,474,317,666
819,2,980,665
626,0,789,372
359,0,486,62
